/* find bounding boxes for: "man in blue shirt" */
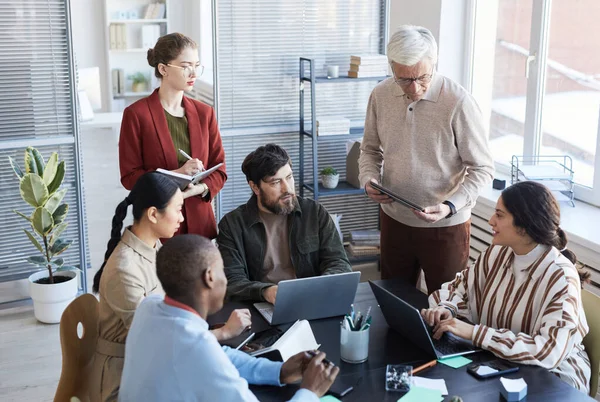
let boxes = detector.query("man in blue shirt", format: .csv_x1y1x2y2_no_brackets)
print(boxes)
119,234,339,401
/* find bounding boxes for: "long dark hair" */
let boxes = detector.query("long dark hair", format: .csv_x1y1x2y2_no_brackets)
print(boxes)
92,172,180,293
501,181,590,284
147,33,197,79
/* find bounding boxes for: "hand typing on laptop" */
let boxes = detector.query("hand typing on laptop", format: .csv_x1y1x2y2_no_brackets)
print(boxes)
421,307,474,341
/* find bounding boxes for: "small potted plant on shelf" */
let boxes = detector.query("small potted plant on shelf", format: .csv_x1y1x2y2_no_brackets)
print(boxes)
8,147,80,324
320,166,339,189
129,72,148,92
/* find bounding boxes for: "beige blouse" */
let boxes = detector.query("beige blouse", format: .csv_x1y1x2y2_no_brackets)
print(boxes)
90,228,163,402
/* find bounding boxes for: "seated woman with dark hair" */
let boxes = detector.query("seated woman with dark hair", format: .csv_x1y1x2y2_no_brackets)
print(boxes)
421,181,591,393
89,172,250,402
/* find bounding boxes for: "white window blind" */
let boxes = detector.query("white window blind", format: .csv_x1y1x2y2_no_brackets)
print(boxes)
216,0,387,129
0,0,88,289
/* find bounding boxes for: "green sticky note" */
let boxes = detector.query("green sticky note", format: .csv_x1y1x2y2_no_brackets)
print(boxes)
438,355,472,368
320,396,342,402
397,386,443,402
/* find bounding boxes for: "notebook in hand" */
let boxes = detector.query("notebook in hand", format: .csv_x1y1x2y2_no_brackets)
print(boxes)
156,163,223,191
369,182,425,212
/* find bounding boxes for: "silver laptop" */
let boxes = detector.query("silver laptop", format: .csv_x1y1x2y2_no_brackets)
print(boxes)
254,272,361,325
369,281,478,359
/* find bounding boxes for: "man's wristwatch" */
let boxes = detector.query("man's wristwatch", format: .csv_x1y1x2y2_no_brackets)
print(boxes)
442,200,456,219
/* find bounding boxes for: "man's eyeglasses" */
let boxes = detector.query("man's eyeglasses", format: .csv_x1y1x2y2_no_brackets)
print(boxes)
166,63,204,77
391,66,434,87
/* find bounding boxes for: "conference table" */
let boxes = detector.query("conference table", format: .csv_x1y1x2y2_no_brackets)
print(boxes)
208,279,594,401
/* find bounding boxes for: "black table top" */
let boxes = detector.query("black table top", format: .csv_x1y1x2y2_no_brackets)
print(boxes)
208,278,593,401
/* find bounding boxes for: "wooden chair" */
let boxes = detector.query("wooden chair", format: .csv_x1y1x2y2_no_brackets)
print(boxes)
54,293,99,402
582,289,600,397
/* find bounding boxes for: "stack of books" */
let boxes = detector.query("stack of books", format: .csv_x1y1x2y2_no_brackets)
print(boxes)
346,230,380,257
348,55,388,78
316,117,350,136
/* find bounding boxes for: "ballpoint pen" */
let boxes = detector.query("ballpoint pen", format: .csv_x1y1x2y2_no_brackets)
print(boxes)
412,359,437,375
179,149,193,160
235,332,256,350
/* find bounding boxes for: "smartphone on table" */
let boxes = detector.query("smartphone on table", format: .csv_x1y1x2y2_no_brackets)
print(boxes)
467,359,519,379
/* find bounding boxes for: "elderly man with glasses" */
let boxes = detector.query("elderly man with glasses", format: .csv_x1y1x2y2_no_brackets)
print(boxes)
358,25,494,293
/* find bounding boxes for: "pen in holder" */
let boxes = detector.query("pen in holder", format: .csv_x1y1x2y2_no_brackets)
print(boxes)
340,305,371,363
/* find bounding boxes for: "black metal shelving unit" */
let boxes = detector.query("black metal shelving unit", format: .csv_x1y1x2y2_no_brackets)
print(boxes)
298,57,389,200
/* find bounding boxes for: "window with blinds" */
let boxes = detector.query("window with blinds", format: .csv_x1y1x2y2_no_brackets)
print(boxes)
216,0,387,129
0,0,88,290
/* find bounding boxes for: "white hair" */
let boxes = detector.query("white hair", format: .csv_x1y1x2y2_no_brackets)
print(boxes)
387,25,438,66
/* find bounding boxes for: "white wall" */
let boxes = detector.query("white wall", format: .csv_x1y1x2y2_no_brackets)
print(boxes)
70,0,109,111
388,0,471,88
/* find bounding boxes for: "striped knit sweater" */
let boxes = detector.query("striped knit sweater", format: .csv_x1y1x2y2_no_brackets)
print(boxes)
429,244,590,392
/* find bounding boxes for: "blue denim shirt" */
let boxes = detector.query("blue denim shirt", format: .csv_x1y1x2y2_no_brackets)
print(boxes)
217,195,352,302
119,295,318,402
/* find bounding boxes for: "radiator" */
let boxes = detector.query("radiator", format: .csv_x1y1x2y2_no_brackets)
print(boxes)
471,201,600,293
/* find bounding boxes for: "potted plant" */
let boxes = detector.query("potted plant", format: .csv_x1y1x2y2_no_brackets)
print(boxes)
129,72,148,92
320,166,339,189
8,147,80,324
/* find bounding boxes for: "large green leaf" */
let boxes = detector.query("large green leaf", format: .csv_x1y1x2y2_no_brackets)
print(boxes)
57,265,82,273
47,160,65,194
27,256,48,266
23,229,44,254
32,207,54,236
50,222,68,246
8,156,24,179
19,174,49,208
50,238,72,256
13,210,31,222
30,147,45,177
43,152,58,187
24,148,37,174
52,203,68,225
52,257,64,267
45,188,66,214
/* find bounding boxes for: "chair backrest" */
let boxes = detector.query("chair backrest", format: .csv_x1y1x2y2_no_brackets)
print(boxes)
54,293,99,402
582,289,600,397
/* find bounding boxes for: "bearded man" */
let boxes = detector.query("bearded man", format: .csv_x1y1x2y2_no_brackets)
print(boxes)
217,144,351,303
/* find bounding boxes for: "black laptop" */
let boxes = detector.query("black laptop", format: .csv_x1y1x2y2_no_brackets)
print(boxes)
369,281,478,359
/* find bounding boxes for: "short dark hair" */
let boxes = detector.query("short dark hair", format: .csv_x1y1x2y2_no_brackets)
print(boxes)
156,235,221,300
501,181,590,284
241,144,292,184
147,33,198,79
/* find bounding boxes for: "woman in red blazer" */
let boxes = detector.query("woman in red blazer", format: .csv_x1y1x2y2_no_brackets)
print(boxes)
119,33,226,239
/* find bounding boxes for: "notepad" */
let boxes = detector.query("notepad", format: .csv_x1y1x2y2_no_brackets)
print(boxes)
397,386,443,402
156,163,223,191
437,355,472,369
411,377,448,395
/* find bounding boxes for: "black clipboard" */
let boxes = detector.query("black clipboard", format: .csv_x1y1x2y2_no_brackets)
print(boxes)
369,182,425,212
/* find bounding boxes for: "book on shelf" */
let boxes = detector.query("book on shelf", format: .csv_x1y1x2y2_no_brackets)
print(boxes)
347,70,388,78
144,3,157,19
117,69,125,94
109,24,117,49
153,3,166,19
141,25,161,49
155,163,224,191
111,69,120,94
347,243,380,257
350,54,388,65
350,239,380,247
349,229,380,242
349,63,389,73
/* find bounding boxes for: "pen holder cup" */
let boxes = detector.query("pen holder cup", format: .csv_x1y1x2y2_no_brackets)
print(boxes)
340,325,369,363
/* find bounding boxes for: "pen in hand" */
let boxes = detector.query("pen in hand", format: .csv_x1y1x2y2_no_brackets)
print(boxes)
179,149,204,172
306,350,334,366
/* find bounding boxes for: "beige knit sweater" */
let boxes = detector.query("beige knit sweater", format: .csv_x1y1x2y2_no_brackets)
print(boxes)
358,74,494,228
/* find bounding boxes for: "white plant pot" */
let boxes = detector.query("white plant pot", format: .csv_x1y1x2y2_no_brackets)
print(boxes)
322,174,340,189
28,270,78,324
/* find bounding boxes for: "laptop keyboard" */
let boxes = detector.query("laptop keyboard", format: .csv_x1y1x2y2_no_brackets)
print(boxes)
257,307,274,323
432,332,472,356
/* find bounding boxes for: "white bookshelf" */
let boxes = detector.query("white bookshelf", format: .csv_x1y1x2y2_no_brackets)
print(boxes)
104,0,170,111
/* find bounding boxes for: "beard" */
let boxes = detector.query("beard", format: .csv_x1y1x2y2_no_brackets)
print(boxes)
259,190,298,215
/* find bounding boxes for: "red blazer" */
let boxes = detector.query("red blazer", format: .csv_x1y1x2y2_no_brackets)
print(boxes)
119,89,227,239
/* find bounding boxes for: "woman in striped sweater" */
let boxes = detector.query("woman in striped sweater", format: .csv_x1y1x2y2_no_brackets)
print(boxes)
421,181,591,392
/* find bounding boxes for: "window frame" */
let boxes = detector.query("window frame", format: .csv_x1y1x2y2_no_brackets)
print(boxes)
469,0,600,206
